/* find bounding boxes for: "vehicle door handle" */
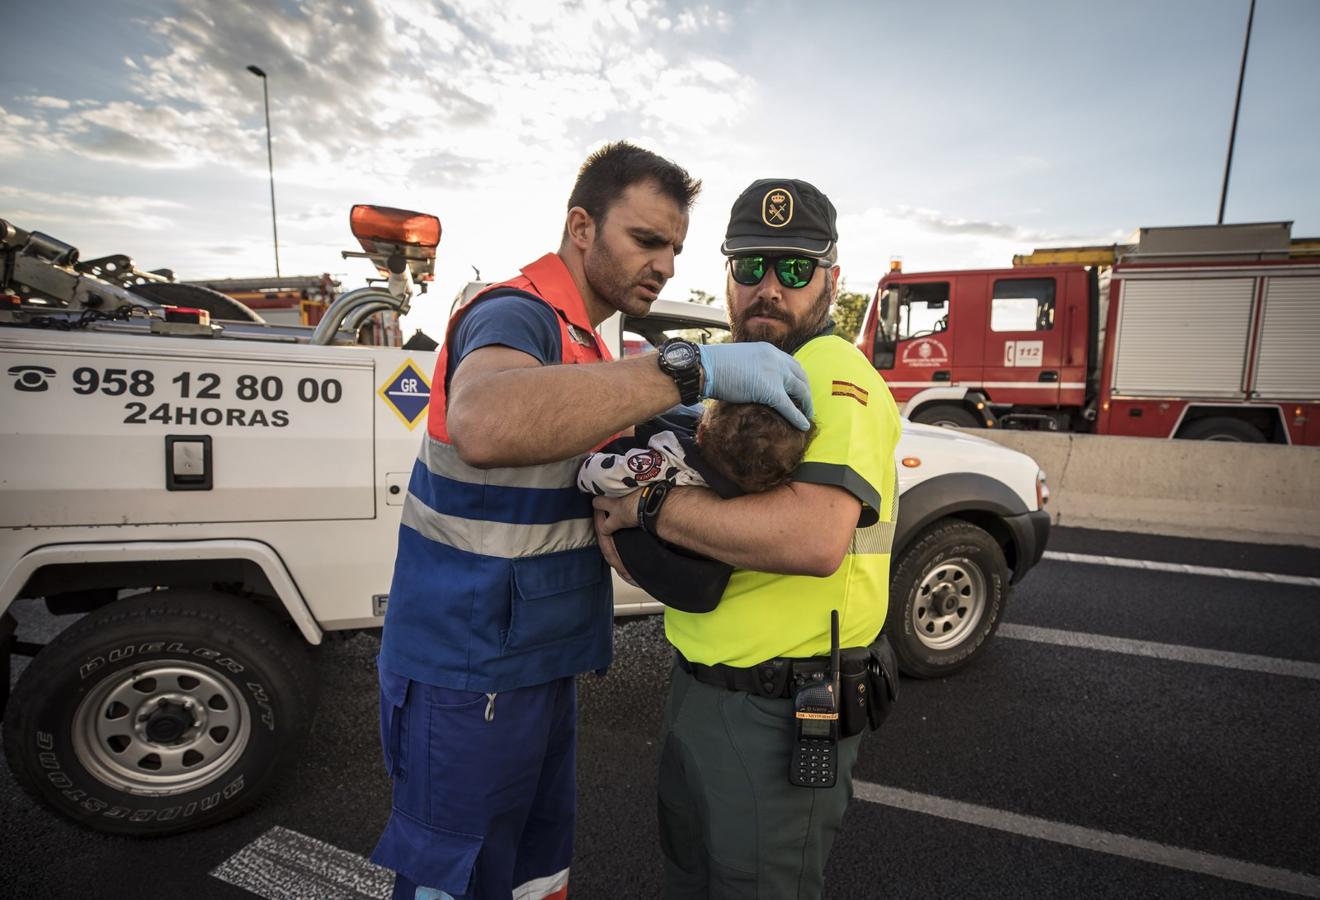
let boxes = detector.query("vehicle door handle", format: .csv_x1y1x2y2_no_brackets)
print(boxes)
165,436,212,491
933,370,950,382
1038,371,1059,383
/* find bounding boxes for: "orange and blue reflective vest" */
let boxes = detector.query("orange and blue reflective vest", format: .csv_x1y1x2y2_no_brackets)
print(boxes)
379,253,614,691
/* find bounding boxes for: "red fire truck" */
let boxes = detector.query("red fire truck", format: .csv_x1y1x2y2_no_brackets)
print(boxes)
854,221,1320,444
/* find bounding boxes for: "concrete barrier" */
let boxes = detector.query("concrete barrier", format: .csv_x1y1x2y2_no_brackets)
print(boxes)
962,429,1320,548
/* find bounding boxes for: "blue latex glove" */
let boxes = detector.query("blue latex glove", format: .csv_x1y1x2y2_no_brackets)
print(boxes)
697,342,814,430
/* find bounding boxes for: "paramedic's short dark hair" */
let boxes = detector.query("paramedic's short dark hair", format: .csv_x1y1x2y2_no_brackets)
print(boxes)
697,402,812,494
567,142,701,224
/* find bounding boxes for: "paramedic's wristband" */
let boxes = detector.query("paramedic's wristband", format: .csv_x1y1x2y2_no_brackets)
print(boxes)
637,481,672,538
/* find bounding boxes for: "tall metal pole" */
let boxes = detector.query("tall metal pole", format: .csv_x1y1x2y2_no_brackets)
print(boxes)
1218,0,1256,225
247,65,281,276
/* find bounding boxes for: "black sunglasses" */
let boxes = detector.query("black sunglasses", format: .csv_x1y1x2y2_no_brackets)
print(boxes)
728,255,828,289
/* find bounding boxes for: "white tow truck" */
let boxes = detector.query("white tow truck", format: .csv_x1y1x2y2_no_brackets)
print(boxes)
0,207,1051,836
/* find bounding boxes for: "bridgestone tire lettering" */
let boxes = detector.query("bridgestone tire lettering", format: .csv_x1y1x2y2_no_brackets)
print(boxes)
2,590,316,837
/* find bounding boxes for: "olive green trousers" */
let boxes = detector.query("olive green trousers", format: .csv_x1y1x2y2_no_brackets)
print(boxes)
657,663,864,899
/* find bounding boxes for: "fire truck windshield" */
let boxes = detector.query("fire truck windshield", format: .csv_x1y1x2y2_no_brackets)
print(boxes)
890,282,950,342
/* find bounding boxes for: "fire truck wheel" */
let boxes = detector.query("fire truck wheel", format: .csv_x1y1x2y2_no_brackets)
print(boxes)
886,519,1008,679
2,590,315,836
1178,416,1266,443
130,281,266,323
912,404,980,429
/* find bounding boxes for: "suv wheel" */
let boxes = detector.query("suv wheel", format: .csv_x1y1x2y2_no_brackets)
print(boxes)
887,519,1009,678
912,404,980,428
3,590,315,836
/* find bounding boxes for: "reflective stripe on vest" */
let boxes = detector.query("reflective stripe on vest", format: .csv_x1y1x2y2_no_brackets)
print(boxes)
403,436,596,558
848,462,900,554
379,253,615,692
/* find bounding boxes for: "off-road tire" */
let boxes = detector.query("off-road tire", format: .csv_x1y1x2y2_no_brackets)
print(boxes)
1178,416,1266,443
886,519,1009,678
912,404,980,429
3,590,314,836
130,281,265,323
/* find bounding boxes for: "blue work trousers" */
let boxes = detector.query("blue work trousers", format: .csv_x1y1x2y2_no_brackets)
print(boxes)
370,666,576,900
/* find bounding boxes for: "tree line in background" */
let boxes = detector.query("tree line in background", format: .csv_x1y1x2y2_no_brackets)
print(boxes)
687,286,870,344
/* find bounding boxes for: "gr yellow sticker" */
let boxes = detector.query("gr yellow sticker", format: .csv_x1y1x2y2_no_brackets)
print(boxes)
378,359,431,429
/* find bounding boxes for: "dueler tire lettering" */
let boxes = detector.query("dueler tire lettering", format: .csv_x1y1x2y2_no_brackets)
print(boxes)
2,589,316,837
884,518,1009,679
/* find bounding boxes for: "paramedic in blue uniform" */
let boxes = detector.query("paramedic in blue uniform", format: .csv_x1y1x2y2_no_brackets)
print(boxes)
370,142,816,900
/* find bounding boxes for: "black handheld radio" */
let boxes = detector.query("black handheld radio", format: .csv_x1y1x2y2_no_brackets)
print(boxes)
789,610,840,788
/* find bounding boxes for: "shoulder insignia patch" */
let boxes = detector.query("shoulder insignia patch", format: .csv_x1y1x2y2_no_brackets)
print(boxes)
831,380,869,405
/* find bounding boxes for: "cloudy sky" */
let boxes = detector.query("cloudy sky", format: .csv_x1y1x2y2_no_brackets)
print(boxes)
3,0,1318,338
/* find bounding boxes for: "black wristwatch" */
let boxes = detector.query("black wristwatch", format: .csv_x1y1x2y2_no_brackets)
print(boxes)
657,338,703,405
637,481,672,537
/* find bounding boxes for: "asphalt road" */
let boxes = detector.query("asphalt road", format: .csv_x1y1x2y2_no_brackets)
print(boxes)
2,526,1318,899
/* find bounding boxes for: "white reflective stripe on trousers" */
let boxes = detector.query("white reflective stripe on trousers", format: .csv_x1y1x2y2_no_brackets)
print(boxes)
512,866,570,900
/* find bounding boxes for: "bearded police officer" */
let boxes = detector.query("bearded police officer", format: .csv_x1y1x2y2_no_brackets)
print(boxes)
371,147,816,900
594,178,903,897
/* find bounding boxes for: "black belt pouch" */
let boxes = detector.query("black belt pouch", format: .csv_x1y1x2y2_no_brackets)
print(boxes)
838,636,900,737
838,648,870,737
866,635,900,731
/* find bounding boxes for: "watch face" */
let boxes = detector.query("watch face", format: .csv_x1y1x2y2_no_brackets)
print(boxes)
663,342,696,368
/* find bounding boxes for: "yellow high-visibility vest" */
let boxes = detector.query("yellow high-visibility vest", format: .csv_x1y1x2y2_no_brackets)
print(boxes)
666,335,902,667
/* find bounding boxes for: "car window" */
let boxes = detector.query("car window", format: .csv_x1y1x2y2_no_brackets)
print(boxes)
620,315,731,357
892,282,950,342
991,278,1055,332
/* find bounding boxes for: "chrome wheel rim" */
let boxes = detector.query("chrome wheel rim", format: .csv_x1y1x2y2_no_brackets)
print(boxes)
73,663,250,796
912,558,987,651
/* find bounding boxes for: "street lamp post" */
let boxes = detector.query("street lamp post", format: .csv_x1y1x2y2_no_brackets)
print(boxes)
246,64,281,277
1218,0,1257,225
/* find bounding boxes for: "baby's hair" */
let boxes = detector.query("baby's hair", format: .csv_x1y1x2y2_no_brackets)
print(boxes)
696,402,812,493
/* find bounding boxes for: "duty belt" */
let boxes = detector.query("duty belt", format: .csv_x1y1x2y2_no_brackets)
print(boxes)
675,648,870,699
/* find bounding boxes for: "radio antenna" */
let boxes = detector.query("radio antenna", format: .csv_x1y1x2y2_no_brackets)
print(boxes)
830,610,840,688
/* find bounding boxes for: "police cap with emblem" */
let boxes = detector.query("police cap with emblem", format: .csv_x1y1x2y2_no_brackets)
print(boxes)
721,178,838,260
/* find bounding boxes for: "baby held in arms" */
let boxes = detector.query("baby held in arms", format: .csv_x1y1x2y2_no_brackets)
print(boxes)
578,401,812,612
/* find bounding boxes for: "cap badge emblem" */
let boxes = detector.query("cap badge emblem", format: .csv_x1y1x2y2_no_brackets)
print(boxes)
762,189,793,228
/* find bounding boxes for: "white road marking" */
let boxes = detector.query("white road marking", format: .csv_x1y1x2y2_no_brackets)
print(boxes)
854,782,1320,898
210,826,392,899
1042,551,1320,589
998,623,1320,681
213,802,1320,898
